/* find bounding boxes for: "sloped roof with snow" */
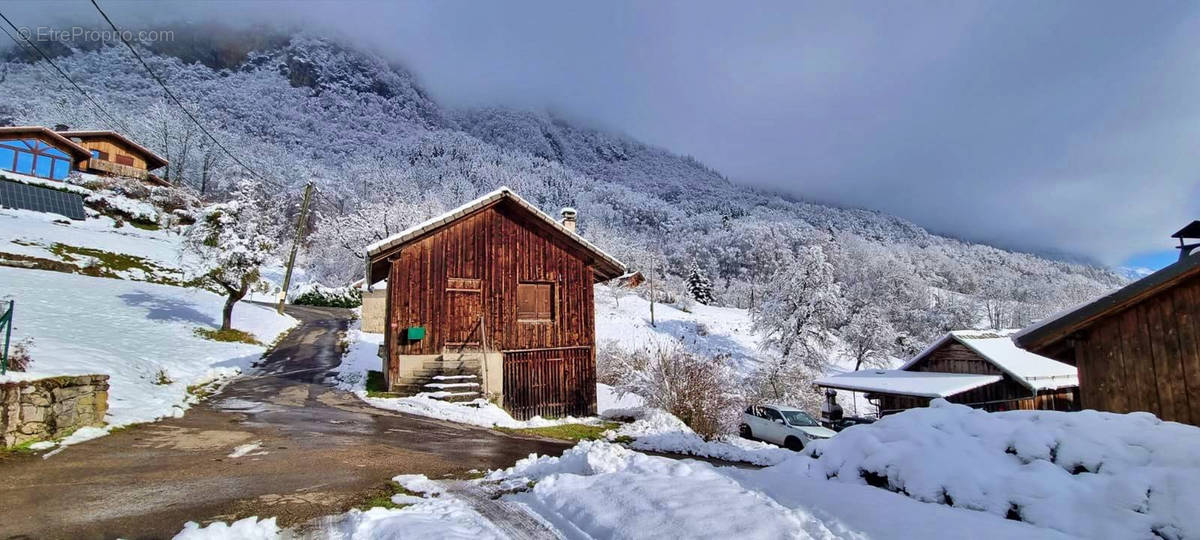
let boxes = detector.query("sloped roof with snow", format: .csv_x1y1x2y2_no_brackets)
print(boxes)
815,370,1002,398
364,186,625,283
901,330,1078,391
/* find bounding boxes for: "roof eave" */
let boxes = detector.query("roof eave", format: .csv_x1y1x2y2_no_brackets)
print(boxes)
1014,253,1200,351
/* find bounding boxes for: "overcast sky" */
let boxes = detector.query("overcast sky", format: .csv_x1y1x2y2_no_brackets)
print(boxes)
10,1,1200,266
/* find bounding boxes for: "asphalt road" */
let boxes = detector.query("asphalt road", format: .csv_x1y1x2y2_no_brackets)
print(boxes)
0,304,569,539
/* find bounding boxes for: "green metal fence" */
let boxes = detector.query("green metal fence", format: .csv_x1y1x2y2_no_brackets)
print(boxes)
0,300,12,375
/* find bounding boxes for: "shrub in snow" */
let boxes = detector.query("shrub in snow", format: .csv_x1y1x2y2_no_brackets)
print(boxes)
605,343,738,439
7,337,33,372
802,399,1200,539
181,180,281,331
291,283,362,308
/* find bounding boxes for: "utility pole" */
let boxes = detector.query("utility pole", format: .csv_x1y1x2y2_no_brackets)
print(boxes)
648,259,657,328
277,182,314,314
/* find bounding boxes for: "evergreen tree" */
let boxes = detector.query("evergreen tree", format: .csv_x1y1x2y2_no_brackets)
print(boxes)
686,260,714,305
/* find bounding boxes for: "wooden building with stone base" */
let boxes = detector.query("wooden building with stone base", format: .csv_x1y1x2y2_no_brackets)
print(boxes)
364,187,625,420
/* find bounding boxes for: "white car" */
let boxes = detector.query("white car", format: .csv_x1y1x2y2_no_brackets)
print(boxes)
740,404,838,450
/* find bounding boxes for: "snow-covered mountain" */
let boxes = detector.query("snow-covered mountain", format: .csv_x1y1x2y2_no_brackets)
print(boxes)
0,33,1126,347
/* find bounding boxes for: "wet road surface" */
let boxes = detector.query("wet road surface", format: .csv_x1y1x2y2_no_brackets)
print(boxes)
0,305,568,539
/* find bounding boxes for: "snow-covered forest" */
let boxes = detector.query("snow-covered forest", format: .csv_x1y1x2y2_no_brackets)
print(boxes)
0,32,1126,362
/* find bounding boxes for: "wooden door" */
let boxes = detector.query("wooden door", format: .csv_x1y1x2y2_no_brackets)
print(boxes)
445,278,482,348
502,347,595,420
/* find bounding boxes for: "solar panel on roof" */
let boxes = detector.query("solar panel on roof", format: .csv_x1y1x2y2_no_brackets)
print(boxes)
0,178,86,220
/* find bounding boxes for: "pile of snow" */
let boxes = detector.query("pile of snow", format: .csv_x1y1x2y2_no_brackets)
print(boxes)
801,399,1200,538
0,267,297,431
174,517,279,540
604,407,793,466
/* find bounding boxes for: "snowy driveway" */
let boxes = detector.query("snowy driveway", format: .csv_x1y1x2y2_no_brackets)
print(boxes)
0,304,569,539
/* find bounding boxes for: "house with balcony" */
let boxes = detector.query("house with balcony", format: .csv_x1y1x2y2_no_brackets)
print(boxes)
60,130,169,186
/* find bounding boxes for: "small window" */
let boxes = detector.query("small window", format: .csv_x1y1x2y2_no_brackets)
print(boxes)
114,154,134,166
516,282,553,322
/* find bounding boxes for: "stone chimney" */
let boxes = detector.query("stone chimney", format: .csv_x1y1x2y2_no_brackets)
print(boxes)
559,207,578,233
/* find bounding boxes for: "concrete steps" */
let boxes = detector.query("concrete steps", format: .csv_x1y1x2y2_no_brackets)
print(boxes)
391,354,484,403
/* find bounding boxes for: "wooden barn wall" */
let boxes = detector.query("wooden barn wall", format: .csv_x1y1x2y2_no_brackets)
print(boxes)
387,204,596,356
503,347,596,420
1070,273,1200,425
878,387,1077,415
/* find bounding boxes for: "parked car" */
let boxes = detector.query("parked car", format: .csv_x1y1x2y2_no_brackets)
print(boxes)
740,404,839,450
823,415,876,432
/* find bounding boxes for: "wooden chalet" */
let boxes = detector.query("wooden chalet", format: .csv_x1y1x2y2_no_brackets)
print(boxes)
817,330,1079,415
364,187,626,419
1014,222,1200,426
0,126,91,181
60,130,169,185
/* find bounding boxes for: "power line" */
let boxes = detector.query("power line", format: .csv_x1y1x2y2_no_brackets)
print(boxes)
88,0,291,193
0,10,133,133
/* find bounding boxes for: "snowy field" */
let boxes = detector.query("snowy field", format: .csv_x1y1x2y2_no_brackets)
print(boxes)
0,207,187,281
0,267,296,432
596,286,761,372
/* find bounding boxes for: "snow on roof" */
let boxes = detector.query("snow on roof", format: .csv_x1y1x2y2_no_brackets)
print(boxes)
815,370,1002,398
364,186,625,279
901,330,1078,391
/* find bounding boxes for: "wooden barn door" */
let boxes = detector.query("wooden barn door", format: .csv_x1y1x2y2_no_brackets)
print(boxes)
503,347,595,420
445,278,482,349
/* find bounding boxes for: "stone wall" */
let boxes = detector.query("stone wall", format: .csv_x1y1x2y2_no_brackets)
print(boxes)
1,374,109,448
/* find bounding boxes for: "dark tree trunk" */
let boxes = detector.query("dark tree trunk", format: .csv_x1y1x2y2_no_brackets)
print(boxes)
219,279,250,331
221,295,237,331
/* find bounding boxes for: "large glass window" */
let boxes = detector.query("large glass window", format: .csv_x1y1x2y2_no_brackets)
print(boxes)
51,158,70,180
0,137,74,180
34,155,52,177
15,151,33,174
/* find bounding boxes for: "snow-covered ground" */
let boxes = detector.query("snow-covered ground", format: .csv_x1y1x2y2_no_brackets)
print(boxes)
0,207,187,281
0,267,296,434
180,401,1200,539
596,286,761,373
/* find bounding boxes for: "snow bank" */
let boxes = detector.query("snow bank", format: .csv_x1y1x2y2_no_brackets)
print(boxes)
604,407,793,466
596,382,644,413
360,393,601,429
801,399,1200,539
490,440,853,539
0,267,297,428
173,517,279,540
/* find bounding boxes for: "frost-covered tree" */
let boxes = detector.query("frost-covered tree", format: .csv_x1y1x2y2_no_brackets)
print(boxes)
744,354,823,413
753,246,848,367
181,180,281,331
842,306,898,371
686,260,714,305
